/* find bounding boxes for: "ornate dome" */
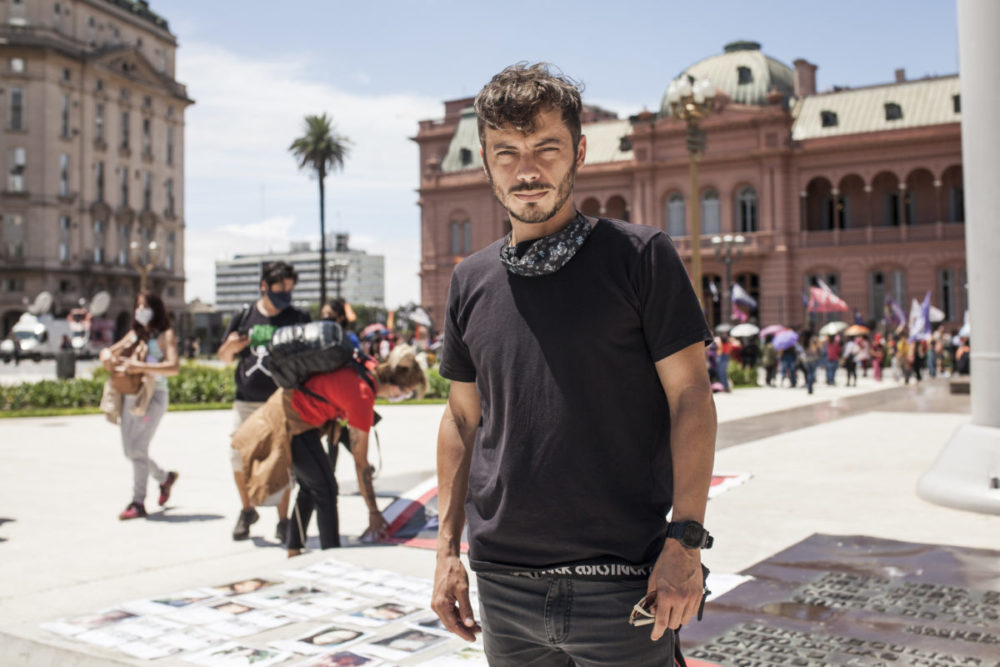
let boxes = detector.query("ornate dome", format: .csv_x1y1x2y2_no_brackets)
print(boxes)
661,41,794,115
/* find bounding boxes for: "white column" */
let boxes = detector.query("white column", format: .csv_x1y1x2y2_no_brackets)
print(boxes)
918,0,1000,514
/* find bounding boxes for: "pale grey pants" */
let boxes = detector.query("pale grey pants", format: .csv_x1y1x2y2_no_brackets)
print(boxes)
121,389,169,504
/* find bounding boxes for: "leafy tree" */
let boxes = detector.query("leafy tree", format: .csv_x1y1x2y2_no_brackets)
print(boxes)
289,114,351,306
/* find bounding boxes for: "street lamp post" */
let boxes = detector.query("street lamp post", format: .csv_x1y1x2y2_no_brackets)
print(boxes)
327,258,349,301
711,233,746,324
666,75,716,310
129,240,160,292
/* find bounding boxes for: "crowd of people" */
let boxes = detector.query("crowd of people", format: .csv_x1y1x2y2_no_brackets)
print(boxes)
707,324,971,393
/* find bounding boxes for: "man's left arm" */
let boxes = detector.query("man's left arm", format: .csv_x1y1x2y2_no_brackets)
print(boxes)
648,340,717,640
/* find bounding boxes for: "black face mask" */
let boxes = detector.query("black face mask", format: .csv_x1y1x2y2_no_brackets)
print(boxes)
266,290,292,311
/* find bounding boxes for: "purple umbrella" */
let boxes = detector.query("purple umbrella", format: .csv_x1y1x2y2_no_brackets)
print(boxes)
773,329,799,351
759,324,786,338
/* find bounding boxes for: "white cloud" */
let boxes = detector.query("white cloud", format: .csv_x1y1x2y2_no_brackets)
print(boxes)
177,41,441,307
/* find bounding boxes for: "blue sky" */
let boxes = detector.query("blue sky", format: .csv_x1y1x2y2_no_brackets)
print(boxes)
168,0,960,307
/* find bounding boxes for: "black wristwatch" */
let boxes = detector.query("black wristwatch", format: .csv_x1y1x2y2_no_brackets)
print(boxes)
666,520,714,550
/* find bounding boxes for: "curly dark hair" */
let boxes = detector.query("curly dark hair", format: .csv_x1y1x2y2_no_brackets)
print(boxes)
475,62,584,150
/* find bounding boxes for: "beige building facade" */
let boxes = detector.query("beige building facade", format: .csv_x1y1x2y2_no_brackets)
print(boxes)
0,0,191,336
414,43,966,333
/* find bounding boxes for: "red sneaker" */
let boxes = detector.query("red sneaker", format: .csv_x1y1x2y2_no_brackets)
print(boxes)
119,502,147,520
158,471,179,506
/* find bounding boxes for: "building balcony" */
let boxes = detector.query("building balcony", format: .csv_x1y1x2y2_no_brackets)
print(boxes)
798,221,965,248
671,231,776,257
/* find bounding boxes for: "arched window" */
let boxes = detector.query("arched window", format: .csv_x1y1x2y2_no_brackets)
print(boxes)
869,268,906,323
737,187,758,233
666,193,685,237
450,220,471,255
701,189,720,235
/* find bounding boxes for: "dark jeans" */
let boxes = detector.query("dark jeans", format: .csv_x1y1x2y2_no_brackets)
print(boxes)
803,361,818,394
476,573,676,666
287,429,341,550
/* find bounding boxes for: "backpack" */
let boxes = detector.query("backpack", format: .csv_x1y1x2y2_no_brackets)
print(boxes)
264,320,375,403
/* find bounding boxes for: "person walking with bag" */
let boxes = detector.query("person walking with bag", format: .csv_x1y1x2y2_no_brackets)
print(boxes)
99,291,179,520
217,261,309,542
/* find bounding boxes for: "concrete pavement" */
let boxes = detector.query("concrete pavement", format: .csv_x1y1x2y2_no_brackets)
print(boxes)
0,374,996,665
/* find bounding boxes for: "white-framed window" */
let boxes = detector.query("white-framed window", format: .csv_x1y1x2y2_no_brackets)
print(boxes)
118,223,130,265
869,269,906,321
884,103,903,121
120,110,129,149
166,126,174,165
142,172,151,210
94,220,105,263
59,216,70,261
8,147,26,192
9,87,23,130
4,213,25,258
165,177,174,215
449,221,471,255
737,66,753,85
8,0,27,26
737,186,758,233
667,193,685,237
119,166,129,207
59,153,70,196
95,103,105,142
61,94,70,137
142,117,151,155
700,189,721,235
96,161,105,201
939,268,955,323
166,232,175,271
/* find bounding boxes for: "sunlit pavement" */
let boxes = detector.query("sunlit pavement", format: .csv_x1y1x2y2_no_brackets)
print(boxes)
0,374,995,665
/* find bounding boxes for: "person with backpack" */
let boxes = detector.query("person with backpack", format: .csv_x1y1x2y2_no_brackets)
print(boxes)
231,341,428,557
217,261,310,542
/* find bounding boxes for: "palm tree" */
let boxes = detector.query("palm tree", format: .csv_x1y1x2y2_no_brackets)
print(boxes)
289,113,350,306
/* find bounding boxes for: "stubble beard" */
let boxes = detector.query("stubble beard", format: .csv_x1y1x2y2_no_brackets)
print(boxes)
487,161,577,225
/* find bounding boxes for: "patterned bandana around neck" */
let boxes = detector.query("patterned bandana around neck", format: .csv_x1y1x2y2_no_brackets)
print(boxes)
499,213,593,277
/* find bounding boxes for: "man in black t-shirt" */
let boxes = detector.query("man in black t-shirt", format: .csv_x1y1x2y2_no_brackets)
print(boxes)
218,261,310,542
431,64,718,665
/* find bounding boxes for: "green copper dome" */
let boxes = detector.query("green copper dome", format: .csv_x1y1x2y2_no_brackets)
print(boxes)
661,41,794,115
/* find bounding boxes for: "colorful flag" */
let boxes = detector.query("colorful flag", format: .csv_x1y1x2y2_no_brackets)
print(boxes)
807,286,849,313
908,291,932,342
731,301,749,323
885,296,907,329
731,283,757,309
708,280,719,303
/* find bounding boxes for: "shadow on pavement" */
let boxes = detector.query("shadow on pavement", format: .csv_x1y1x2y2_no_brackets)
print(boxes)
145,510,225,523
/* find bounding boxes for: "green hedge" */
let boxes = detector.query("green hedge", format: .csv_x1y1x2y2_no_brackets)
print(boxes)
0,363,235,411
728,363,759,388
425,365,450,399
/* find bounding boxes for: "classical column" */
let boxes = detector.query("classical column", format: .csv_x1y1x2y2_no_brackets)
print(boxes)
918,0,1000,514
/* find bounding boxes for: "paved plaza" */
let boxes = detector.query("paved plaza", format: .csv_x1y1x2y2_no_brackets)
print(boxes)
0,373,997,665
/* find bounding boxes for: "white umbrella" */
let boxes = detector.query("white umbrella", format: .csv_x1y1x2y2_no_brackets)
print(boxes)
729,323,759,338
818,321,848,337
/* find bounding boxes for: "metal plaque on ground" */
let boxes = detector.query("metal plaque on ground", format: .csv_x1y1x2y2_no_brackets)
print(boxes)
680,534,1000,667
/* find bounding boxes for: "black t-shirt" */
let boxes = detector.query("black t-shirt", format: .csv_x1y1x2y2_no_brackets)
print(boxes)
224,303,311,402
440,217,711,573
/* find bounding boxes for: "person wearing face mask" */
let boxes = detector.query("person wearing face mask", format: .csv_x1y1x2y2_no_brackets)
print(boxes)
217,261,311,542
99,291,180,520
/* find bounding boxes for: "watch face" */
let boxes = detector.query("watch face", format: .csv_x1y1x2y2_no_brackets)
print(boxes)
682,523,703,546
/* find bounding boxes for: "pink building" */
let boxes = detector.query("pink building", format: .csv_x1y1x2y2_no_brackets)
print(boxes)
414,42,965,331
